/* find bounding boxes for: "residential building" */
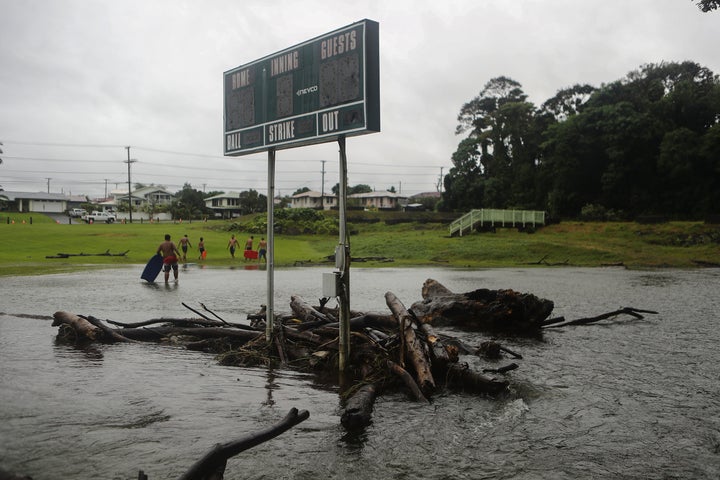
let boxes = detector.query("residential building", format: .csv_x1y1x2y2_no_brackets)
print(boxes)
108,186,173,209
349,191,409,210
0,191,76,213
204,191,244,218
290,190,337,210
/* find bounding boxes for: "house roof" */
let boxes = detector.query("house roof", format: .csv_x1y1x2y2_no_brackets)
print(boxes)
132,186,172,196
349,191,408,199
67,194,89,202
0,191,71,201
111,186,171,197
291,190,336,199
205,191,242,201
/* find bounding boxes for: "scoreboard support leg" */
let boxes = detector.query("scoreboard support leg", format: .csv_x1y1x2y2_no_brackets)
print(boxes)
337,136,351,372
265,148,276,343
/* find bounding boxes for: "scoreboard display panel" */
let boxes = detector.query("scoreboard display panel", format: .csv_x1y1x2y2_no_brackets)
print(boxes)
223,19,380,156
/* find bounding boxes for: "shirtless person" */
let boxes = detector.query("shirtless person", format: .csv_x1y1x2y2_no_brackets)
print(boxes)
157,234,181,283
244,236,254,261
258,237,267,262
197,237,205,260
228,234,239,258
178,234,192,262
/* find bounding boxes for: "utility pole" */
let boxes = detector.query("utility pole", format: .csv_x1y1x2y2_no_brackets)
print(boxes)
104,179,109,199
45,177,51,193
124,147,137,223
320,160,326,210
437,167,444,192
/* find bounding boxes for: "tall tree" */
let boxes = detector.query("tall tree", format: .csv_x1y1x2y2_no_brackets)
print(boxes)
239,189,267,214
542,61,720,217
170,183,208,220
539,84,596,122
692,0,720,12
446,76,541,210
331,183,373,195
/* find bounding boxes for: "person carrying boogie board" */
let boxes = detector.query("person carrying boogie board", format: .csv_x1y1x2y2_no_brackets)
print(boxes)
157,234,182,283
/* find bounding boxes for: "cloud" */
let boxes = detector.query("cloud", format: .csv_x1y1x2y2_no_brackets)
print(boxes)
0,0,716,197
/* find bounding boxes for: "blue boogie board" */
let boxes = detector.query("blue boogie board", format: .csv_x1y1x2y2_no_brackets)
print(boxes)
141,254,164,282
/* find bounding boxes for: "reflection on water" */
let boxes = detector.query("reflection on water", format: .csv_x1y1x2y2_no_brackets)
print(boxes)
1,267,720,479
631,272,680,288
53,341,105,363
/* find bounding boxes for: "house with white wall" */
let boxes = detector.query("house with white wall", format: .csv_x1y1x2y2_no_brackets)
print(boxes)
204,191,244,218
107,186,173,210
290,190,337,210
1,191,71,213
349,191,408,210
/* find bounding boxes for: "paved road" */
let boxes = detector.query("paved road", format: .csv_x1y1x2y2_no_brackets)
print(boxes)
44,213,73,224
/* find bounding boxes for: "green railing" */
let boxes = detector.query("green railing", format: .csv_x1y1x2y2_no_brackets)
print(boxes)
449,209,546,236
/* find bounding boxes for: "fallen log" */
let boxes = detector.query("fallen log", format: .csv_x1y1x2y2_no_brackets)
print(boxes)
199,302,231,324
174,407,309,480
542,307,658,328
341,383,378,430
444,363,509,396
182,302,232,326
282,325,332,348
115,317,255,331
387,360,429,404
474,341,523,360
385,291,436,396
53,311,102,341
410,279,554,334
301,313,398,333
46,249,129,259
107,317,229,329
118,326,263,343
416,320,455,369
84,315,139,343
290,295,335,323
499,345,523,359
482,363,519,374
692,259,720,268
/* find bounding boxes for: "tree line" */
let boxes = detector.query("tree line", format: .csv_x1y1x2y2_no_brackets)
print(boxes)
441,61,720,220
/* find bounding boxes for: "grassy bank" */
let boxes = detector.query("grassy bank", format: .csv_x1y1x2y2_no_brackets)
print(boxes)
0,213,717,276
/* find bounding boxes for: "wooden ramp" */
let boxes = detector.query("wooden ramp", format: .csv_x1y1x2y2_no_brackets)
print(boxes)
449,209,545,236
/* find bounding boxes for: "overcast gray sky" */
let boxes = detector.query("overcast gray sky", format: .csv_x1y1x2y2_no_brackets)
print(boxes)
0,0,716,199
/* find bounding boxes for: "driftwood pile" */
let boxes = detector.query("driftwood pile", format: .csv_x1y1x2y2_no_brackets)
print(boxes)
51,278,655,433
41,279,660,480
52,279,553,429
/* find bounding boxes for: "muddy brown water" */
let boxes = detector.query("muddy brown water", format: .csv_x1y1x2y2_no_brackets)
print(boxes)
1,266,719,479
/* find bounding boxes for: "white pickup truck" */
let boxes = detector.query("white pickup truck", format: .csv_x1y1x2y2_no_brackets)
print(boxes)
82,211,117,223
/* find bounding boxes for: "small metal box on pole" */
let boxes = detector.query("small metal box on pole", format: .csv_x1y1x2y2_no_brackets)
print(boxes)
322,272,341,297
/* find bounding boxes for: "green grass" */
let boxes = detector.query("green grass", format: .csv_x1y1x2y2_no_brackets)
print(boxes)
0,212,718,276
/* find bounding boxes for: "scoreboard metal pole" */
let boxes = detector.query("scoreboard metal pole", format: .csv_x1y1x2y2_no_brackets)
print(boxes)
337,136,350,371
265,148,276,342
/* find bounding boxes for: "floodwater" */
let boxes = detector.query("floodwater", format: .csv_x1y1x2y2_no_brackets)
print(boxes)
1,265,719,479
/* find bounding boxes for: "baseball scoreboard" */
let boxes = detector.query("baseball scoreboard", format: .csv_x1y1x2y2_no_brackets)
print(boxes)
223,19,380,156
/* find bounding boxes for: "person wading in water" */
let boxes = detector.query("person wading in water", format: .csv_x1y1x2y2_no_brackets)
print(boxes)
157,234,181,283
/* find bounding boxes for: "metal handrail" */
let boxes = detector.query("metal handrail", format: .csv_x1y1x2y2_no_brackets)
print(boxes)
449,209,545,236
